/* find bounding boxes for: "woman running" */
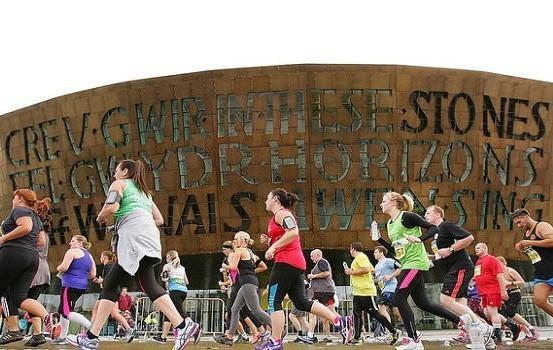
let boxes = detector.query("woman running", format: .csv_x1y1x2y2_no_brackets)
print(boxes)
377,192,480,350
67,159,200,350
55,235,96,343
215,231,272,345
91,251,135,342
153,250,191,344
0,196,51,347
256,188,351,350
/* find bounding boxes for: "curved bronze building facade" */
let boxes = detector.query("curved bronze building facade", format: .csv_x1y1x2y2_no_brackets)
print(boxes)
1,64,551,268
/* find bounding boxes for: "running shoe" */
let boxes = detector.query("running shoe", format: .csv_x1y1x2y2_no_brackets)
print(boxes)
235,334,249,344
297,335,316,344
338,315,353,344
251,331,271,344
25,333,47,347
254,338,283,350
213,334,234,346
152,335,167,344
174,321,200,350
452,331,470,343
125,328,136,343
67,333,99,350
43,313,54,333
0,331,24,345
51,337,68,345
395,336,424,350
391,328,403,345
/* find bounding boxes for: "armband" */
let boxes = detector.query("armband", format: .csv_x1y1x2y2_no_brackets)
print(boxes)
282,216,297,230
105,191,121,205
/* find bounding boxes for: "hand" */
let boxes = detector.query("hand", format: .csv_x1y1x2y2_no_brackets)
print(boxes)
260,234,269,244
96,215,108,224
307,274,315,280
437,248,451,258
501,290,509,301
383,274,392,282
0,236,5,245
515,241,529,251
265,246,276,260
405,235,421,243
344,267,353,275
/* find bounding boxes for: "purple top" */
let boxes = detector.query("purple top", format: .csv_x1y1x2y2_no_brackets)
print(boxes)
62,248,93,290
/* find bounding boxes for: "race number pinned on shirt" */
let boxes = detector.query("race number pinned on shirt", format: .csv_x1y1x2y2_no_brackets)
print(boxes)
524,247,542,264
474,265,481,276
393,238,408,260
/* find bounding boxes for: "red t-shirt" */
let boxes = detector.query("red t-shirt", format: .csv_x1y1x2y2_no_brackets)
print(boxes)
267,210,306,270
474,254,503,296
118,294,133,311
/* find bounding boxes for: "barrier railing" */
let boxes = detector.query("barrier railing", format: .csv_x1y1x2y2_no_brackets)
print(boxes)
134,297,226,337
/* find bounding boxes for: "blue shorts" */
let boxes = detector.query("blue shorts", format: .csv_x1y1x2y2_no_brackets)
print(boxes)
534,277,553,287
376,291,395,307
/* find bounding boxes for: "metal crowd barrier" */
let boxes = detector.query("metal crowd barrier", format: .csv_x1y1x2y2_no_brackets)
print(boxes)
134,296,226,337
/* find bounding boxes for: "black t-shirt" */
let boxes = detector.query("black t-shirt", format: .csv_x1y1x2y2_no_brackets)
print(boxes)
1,206,40,253
434,221,474,270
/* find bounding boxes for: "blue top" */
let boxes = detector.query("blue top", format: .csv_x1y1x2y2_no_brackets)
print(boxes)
374,257,399,294
62,248,93,290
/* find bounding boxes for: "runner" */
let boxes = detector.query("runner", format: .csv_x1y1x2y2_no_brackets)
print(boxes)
512,208,553,318
256,188,352,350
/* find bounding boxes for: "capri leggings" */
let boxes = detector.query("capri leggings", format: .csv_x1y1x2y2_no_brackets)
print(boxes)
160,290,188,323
394,269,460,340
100,256,166,302
0,246,39,315
268,262,313,313
229,283,271,335
58,287,86,317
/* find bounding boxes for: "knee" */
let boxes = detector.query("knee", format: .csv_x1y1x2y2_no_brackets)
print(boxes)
534,295,548,307
294,299,313,313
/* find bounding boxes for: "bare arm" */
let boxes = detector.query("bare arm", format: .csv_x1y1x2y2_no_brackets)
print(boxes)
151,201,164,226
228,251,242,270
506,267,525,287
88,254,97,279
255,260,268,274
36,230,47,248
57,249,76,272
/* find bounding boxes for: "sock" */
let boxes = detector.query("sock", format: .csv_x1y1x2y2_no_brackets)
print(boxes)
86,330,98,339
273,338,281,344
307,331,313,337
68,312,91,330
60,317,70,339
176,320,187,329
298,331,304,336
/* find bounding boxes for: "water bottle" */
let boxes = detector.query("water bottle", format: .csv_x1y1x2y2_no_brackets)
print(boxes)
371,221,380,241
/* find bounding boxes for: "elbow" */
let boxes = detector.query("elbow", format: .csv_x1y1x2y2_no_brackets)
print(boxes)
467,235,475,243
155,218,164,226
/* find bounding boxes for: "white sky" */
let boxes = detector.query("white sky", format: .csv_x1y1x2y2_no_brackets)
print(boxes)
1,0,551,116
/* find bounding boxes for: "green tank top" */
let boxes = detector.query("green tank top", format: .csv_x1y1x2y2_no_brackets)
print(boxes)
114,179,153,220
387,211,430,271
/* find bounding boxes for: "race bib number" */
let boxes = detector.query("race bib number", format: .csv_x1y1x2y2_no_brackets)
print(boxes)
524,247,542,264
393,239,408,260
474,265,481,276
431,240,439,254
377,278,385,290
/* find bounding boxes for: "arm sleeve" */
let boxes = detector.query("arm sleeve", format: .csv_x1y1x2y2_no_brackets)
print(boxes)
401,212,437,230
377,237,395,256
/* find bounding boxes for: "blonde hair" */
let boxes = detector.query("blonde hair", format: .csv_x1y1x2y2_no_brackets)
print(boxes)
384,191,414,212
234,231,254,246
166,250,181,268
72,235,92,250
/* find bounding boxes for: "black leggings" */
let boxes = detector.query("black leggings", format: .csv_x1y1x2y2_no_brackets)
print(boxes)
268,262,313,313
394,269,460,340
7,283,48,317
0,247,38,315
160,290,188,323
100,256,166,302
352,296,395,340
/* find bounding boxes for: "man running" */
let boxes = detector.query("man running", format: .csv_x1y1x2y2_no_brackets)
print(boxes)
512,208,553,318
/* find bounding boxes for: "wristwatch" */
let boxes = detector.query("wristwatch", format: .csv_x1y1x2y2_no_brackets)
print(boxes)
448,246,455,253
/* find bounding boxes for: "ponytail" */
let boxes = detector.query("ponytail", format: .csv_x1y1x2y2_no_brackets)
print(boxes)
118,159,152,196
402,194,414,212
271,188,298,210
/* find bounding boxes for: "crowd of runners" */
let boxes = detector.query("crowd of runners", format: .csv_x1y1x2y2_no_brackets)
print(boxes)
0,159,552,350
